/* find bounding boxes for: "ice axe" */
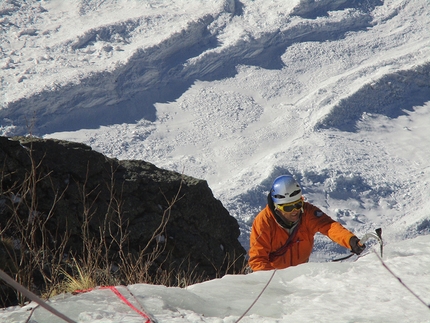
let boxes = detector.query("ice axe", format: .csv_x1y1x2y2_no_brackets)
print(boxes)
359,228,383,257
333,228,383,262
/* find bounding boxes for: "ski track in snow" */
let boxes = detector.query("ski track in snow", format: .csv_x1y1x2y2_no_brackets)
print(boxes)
1,0,430,278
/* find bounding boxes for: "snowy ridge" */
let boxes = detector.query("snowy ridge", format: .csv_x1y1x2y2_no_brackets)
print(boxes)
1,0,230,133
318,63,430,131
2,0,419,135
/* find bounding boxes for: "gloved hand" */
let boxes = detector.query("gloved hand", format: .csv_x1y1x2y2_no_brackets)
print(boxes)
349,236,366,255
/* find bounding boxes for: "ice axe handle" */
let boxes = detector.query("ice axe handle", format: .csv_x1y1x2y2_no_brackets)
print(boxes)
376,228,383,258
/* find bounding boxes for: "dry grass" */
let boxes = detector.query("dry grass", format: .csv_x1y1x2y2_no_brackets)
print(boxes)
0,142,246,307
46,260,96,298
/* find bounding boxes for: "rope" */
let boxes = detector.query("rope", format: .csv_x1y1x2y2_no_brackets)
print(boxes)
24,305,39,323
124,285,158,323
235,269,277,323
372,250,430,310
100,286,153,322
0,269,76,323
73,285,155,322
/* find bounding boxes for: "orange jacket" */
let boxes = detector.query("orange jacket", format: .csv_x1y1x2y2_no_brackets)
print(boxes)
249,201,355,271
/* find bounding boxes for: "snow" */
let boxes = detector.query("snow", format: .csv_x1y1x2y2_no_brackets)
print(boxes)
1,0,430,322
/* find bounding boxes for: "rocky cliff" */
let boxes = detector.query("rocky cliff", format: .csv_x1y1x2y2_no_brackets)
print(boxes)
0,136,246,305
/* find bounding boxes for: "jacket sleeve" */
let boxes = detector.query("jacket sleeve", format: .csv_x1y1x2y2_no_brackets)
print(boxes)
304,203,355,250
249,209,276,271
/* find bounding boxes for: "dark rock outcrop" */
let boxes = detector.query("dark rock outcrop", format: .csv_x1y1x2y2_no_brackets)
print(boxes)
0,136,246,302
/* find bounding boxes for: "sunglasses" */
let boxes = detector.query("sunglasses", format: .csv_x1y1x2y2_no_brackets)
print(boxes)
276,199,303,213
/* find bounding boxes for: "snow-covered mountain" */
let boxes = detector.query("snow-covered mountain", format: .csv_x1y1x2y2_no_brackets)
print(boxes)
1,0,429,322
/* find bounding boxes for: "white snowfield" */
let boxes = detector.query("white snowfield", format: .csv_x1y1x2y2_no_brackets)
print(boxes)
1,0,430,322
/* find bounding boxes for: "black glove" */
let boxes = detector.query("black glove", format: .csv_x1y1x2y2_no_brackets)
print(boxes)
349,236,366,255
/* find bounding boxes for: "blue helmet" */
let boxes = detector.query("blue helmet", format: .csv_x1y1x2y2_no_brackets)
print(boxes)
270,175,302,204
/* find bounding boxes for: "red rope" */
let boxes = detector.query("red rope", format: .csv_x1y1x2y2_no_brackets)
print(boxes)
100,286,153,322
74,286,153,322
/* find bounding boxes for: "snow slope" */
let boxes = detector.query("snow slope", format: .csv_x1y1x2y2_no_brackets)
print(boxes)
1,0,430,321
1,236,430,322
